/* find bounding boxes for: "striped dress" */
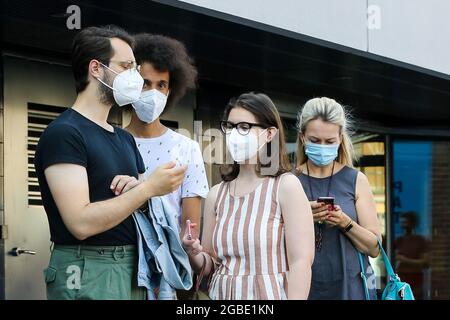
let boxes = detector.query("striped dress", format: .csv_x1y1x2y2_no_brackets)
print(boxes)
209,174,289,300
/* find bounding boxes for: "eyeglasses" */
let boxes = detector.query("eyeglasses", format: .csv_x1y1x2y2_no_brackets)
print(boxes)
220,120,266,135
107,60,141,73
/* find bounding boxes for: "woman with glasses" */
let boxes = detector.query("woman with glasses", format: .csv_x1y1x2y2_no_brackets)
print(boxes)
295,97,381,300
182,92,315,300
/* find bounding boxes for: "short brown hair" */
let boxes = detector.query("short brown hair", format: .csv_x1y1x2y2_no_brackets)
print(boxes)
71,25,134,93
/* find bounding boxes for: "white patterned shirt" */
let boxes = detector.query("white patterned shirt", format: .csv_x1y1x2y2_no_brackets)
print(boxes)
135,129,209,226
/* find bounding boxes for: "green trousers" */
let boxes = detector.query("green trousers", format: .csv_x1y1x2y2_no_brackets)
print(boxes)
44,244,146,300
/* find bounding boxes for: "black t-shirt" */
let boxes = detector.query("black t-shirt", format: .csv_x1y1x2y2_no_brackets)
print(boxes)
34,108,145,245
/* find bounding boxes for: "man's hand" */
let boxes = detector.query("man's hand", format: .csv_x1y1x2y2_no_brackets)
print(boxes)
110,175,141,195
143,161,187,197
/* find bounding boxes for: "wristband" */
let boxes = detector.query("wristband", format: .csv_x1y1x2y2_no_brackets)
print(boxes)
342,219,353,233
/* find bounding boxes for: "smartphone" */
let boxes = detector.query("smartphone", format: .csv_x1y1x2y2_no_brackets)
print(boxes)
317,196,335,209
186,219,192,240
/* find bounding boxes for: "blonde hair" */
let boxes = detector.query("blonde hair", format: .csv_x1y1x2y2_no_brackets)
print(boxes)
296,97,356,168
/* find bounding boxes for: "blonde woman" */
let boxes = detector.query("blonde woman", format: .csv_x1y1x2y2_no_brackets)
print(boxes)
296,97,381,300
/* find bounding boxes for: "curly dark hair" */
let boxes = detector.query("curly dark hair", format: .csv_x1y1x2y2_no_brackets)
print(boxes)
132,33,198,112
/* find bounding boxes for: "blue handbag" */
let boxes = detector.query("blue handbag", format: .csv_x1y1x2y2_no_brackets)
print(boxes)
358,239,415,300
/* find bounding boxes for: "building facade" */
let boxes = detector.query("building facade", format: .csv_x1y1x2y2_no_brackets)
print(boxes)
1,0,449,299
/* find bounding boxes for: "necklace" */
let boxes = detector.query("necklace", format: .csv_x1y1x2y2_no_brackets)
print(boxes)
306,160,335,251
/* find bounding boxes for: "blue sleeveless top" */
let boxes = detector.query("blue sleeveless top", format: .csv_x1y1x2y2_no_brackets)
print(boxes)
298,166,377,300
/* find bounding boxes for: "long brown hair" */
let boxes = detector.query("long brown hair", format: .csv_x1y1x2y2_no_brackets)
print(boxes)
220,92,292,181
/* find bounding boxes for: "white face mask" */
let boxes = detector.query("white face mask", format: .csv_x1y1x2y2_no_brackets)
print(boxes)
226,128,267,162
97,63,144,106
131,89,168,123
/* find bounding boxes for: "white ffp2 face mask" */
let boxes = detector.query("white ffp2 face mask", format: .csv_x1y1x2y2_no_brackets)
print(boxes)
131,89,168,123
97,63,144,106
226,128,267,162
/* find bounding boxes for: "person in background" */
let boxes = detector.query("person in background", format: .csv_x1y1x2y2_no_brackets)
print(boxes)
296,97,381,300
395,211,430,299
183,92,315,300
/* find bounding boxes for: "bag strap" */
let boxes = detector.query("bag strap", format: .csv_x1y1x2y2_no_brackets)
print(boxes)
358,252,370,300
375,239,397,280
195,253,207,293
358,238,396,279
359,238,400,300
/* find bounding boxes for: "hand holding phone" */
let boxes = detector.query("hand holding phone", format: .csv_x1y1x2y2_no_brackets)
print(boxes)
317,196,335,210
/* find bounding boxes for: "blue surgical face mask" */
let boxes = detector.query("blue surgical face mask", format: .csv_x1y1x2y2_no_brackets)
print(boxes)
305,142,339,166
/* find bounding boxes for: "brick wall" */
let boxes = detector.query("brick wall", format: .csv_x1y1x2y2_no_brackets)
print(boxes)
430,142,450,299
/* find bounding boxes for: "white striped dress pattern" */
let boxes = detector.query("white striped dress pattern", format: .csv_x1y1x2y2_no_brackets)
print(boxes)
209,175,289,300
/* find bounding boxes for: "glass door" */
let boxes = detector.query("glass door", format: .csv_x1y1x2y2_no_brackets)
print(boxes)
391,139,450,300
354,137,387,293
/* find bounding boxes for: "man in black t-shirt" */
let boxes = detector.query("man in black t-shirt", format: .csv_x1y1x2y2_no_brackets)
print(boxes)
34,25,186,300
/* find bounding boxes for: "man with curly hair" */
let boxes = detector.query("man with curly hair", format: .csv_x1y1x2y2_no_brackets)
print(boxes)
125,34,208,239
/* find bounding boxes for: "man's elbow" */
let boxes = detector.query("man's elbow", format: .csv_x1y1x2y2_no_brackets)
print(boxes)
67,223,92,241
61,209,94,241
71,228,90,241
